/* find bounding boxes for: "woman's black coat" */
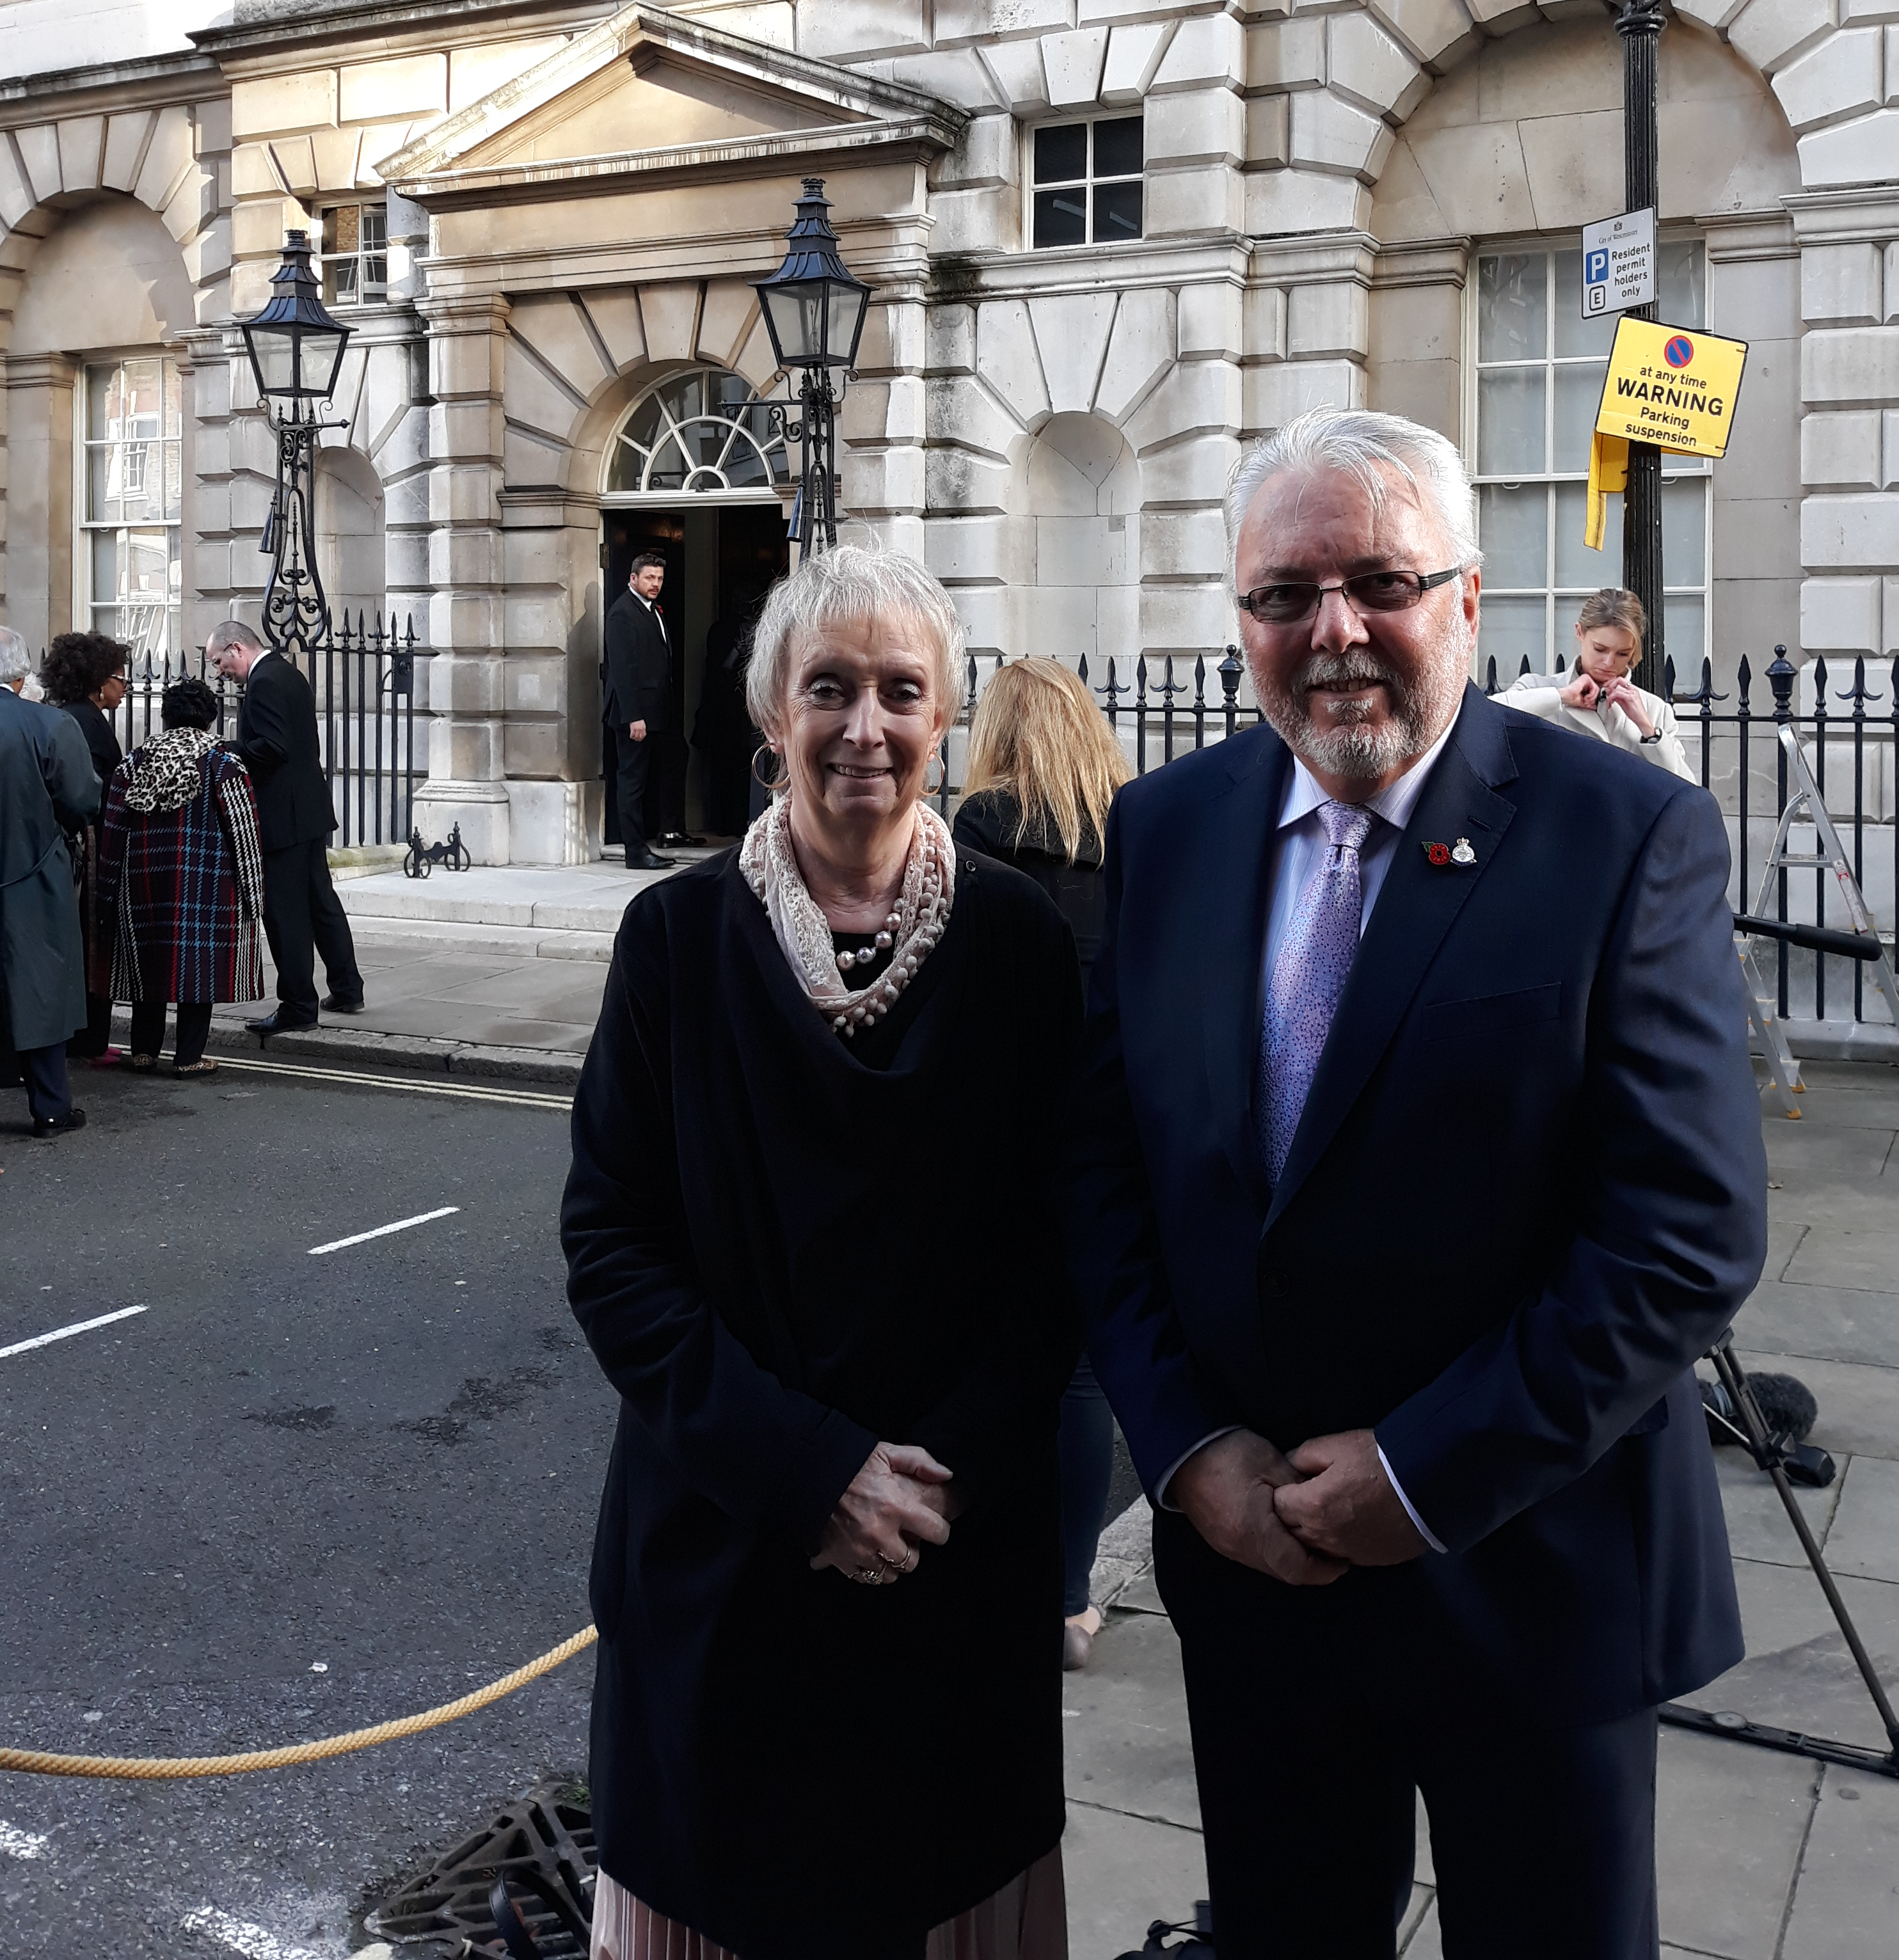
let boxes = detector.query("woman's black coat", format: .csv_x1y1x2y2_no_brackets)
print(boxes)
562,848,1081,1959
952,787,1106,995
60,697,123,803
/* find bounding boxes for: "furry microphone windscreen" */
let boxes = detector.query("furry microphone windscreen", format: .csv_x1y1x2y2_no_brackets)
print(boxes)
1701,1370,1819,1444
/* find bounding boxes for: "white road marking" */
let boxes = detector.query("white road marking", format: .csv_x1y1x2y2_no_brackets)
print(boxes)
0,1819,49,1859
308,1206,459,1257
179,1907,325,1960
0,1304,148,1363
212,1054,571,1110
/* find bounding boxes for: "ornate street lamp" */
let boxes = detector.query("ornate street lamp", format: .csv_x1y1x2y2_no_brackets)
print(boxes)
240,229,352,658
752,178,872,556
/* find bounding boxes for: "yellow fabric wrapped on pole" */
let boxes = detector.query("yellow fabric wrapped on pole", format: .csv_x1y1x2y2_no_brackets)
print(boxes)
1586,430,1628,551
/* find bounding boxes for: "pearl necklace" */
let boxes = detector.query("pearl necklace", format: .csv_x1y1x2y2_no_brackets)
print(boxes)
740,796,957,1039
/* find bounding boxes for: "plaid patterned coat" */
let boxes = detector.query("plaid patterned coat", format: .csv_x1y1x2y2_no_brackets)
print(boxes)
97,743,267,1004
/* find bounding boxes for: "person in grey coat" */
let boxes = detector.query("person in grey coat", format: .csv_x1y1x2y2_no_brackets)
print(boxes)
0,626,100,1136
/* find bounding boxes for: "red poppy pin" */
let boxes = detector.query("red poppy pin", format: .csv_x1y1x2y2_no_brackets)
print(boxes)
1425,841,1451,865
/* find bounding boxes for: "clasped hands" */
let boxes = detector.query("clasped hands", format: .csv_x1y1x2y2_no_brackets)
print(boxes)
810,1441,966,1588
1171,1427,1427,1587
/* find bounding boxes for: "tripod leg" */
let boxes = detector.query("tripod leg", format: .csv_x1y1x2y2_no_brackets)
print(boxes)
1708,1338,1899,1755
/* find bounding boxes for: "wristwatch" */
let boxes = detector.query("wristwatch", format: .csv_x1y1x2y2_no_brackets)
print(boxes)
1641,731,1662,744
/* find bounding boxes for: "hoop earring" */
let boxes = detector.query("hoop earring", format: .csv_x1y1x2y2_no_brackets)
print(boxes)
923,749,945,796
751,744,790,794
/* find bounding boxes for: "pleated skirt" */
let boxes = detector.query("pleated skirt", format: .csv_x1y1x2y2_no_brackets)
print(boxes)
589,1847,1068,1960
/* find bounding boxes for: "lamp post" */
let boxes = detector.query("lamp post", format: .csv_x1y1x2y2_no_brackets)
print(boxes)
239,229,351,661
751,178,872,557
1617,0,1666,694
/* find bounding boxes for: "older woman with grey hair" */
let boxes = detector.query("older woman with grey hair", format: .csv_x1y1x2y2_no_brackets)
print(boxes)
564,544,1081,1960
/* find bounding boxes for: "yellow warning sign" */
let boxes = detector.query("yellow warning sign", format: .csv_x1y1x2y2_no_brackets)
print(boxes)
1594,317,1747,459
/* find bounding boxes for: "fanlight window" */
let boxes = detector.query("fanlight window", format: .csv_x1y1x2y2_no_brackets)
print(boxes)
604,368,790,496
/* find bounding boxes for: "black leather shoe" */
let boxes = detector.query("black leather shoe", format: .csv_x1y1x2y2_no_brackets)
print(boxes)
32,1107,86,1139
246,1010,318,1036
321,994,366,1013
625,850,676,871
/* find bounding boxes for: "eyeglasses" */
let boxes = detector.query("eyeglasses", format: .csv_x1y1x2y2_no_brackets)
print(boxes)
1238,567,1461,625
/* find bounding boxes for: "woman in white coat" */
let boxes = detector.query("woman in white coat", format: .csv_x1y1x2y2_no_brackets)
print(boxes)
1507,589,1698,784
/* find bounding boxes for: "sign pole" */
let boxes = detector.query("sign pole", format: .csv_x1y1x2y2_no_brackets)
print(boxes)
1618,0,1666,693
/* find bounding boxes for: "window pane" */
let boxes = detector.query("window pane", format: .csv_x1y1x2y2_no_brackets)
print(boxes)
605,437,644,494
1478,254,1547,363
163,361,182,438
1477,368,1546,474
123,359,163,430
1553,251,1617,358
1554,482,1623,588
1553,362,1607,473
1033,187,1087,249
1662,476,1706,585
1663,594,1704,675
87,445,119,523
1479,594,1549,681
86,363,118,441
91,530,123,604
1033,123,1086,186
1093,180,1142,244
362,206,387,251
1658,241,1704,329
1477,484,1546,589
1093,115,1143,178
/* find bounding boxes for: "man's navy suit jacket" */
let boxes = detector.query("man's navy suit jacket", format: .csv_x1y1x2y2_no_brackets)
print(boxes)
1065,683,1767,1723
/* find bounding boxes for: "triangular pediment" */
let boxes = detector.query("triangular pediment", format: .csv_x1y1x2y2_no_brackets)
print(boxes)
377,3,963,196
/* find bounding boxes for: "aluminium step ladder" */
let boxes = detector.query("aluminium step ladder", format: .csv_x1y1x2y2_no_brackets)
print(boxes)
1740,723,1899,1118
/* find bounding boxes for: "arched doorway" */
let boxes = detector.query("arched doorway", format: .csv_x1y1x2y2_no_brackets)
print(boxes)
598,367,791,841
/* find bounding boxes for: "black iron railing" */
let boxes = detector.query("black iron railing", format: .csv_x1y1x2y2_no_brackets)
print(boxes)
938,642,1896,1031
100,611,425,850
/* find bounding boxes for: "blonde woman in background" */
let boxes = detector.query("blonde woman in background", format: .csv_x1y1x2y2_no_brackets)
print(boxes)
1507,588,1698,784
955,656,1132,1670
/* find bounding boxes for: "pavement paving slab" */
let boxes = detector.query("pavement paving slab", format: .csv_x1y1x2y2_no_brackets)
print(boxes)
1655,1729,1819,1960
1819,1453,1899,1583
1777,1766,1899,1959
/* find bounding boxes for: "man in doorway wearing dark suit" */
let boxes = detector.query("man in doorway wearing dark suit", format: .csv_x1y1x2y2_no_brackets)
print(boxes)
209,620,363,1033
1064,408,1767,1959
603,552,674,871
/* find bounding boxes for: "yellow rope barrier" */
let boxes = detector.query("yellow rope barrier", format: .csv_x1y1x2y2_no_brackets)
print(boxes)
0,1625,598,1780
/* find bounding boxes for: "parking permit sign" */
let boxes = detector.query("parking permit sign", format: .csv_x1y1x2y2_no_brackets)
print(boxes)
1580,208,1655,317
1595,316,1747,459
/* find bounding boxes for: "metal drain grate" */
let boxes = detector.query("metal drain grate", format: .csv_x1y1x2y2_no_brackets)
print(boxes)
367,1782,596,1959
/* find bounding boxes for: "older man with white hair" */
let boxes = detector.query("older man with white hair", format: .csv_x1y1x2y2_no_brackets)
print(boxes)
1064,408,1767,1957
1,624,100,1134
208,619,363,1032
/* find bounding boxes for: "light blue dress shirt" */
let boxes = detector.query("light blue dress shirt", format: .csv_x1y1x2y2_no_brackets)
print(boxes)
1152,715,1461,1553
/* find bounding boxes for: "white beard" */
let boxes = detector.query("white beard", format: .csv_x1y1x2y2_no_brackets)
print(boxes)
1250,633,1466,784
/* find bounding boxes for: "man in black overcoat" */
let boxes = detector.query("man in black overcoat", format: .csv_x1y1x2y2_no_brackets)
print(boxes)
208,621,363,1032
601,553,674,870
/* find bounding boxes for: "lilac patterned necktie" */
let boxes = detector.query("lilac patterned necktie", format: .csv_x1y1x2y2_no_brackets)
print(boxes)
1258,799,1376,1187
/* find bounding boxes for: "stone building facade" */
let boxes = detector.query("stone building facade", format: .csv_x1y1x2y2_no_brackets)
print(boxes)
1,0,1895,862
